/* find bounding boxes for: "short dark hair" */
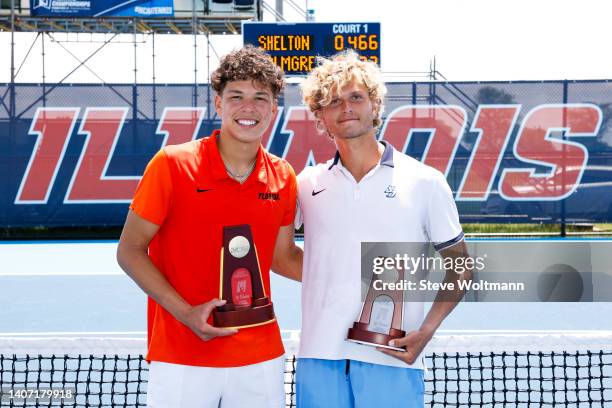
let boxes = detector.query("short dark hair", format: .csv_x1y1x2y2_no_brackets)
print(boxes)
211,45,285,98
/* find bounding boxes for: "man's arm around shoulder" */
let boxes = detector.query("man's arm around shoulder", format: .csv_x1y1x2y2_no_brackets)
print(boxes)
271,224,303,282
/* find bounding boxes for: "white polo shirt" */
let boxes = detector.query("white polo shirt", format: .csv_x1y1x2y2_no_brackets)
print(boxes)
296,141,463,369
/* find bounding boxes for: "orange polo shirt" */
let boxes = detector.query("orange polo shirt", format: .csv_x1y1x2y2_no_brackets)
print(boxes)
130,130,296,367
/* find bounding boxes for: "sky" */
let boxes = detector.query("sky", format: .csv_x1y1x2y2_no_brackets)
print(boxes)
1,0,611,83
313,0,612,81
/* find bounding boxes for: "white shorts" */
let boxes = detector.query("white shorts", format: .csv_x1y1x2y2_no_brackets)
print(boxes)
146,355,286,408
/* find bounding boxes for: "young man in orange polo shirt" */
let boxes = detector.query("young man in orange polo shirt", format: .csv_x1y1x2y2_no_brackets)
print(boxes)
117,46,302,407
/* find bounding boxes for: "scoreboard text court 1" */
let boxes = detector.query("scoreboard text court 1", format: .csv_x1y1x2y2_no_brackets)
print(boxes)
242,22,381,75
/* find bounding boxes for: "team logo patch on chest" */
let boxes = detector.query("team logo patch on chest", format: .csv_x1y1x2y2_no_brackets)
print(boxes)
384,185,397,198
258,192,280,201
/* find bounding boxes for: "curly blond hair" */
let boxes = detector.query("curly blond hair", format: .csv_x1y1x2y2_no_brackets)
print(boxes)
300,50,386,129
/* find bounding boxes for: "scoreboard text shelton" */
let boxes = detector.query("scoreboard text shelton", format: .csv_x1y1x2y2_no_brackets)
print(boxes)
243,22,381,75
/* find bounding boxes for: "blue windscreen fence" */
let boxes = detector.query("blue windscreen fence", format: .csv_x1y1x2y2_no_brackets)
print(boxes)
1,80,611,227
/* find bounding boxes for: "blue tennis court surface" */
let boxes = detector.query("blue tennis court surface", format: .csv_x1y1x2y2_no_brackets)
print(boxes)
1,240,611,336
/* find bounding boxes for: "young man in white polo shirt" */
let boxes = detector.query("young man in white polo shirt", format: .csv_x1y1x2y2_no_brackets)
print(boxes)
295,50,472,406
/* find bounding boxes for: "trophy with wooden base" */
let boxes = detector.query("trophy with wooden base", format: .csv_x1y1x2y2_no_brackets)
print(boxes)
347,263,406,351
212,224,276,329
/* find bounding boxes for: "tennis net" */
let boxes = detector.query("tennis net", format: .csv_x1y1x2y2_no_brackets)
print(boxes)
0,331,611,407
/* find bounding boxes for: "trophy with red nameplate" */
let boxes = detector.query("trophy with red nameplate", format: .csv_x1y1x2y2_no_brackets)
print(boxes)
212,224,276,328
347,260,406,351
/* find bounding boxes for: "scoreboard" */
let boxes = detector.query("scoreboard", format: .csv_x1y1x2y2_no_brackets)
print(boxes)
242,22,381,75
